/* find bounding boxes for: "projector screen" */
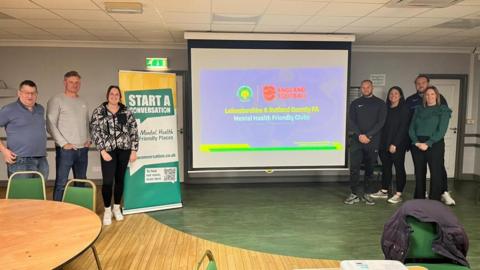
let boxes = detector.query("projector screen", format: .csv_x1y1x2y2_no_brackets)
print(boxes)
190,43,349,169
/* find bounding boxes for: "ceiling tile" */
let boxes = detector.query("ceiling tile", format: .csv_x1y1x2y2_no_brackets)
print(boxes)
409,27,462,36
152,0,211,13
258,15,310,26
162,12,211,24
392,17,452,28
166,23,211,31
132,30,171,37
213,0,270,15
0,32,23,38
369,7,430,17
449,27,480,37
52,9,112,21
98,35,137,41
45,28,91,35
358,34,397,42
25,33,61,39
30,0,100,10
22,19,79,29
374,27,422,35
57,33,99,40
458,0,480,5
304,16,359,26
0,19,33,28
0,8,60,19
388,34,435,43
348,17,404,27
265,1,328,16
416,5,480,18
71,20,123,30
316,3,383,17
0,0,41,8
87,29,132,37
119,21,166,30
295,25,340,33
4,27,50,35
328,0,389,3
254,25,298,32
108,8,162,22
211,24,255,32
337,26,381,34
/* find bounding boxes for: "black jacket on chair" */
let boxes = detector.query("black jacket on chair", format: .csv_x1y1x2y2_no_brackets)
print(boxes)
381,199,469,267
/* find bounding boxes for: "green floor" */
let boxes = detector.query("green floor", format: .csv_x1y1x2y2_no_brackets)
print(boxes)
149,180,480,269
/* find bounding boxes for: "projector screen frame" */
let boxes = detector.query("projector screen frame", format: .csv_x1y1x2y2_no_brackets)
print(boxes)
186,38,352,174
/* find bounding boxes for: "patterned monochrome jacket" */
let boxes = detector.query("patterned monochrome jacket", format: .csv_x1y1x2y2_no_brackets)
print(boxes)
90,102,139,152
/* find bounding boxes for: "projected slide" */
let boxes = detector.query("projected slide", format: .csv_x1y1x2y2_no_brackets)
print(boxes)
191,48,348,168
200,67,344,153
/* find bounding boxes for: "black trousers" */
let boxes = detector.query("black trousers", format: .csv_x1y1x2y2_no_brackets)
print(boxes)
410,142,449,195
411,140,445,201
349,140,378,195
379,147,407,193
100,149,131,207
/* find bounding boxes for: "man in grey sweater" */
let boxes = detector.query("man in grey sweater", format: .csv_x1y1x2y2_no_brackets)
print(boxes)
47,71,91,201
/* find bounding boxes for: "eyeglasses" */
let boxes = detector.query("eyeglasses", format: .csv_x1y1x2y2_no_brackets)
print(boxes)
20,91,38,96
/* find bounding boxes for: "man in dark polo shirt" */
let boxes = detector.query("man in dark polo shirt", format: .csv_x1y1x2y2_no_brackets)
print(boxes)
345,79,387,205
0,80,48,179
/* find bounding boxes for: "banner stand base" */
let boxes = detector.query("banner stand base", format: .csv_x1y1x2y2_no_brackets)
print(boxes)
123,203,183,215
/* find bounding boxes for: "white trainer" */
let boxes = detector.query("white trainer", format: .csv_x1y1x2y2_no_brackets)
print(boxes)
441,191,456,206
387,194,402,204
113,204,124,221
103,207,112,226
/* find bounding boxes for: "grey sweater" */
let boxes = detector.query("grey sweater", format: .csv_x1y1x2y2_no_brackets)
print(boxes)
47,93,90,148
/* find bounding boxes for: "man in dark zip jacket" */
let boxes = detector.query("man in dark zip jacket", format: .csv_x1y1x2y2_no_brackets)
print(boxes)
345,80,387,205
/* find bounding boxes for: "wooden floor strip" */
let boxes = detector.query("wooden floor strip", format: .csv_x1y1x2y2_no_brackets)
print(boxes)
63,213,339,270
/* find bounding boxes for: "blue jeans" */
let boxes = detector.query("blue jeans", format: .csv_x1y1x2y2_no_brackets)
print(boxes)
53,146,88,201
7,157,49,180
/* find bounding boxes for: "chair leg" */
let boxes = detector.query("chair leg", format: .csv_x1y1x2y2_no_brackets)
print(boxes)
91,245,102,270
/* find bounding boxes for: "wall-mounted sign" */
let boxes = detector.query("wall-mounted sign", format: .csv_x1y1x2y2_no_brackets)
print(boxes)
146,58,168,70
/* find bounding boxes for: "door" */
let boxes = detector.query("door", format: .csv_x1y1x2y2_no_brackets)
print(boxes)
430,79,460,178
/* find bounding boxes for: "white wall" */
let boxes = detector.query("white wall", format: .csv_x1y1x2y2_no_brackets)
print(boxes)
0,46,478,181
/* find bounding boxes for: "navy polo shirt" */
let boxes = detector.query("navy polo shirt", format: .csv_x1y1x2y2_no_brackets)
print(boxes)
0,100,47,157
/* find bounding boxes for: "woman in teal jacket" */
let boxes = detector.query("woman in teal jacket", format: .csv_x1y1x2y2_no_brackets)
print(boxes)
409,85,451,201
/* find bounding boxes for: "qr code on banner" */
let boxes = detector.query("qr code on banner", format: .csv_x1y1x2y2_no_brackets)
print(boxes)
145,167,177,183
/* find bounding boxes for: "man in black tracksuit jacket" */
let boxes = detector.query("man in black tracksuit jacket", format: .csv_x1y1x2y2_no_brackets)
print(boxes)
405,75,455,206
345,80,387,205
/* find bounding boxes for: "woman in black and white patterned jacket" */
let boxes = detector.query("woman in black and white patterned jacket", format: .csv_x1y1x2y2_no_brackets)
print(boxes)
90,85,139,226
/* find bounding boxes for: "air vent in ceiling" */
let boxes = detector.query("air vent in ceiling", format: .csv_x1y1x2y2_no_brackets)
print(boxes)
433,18,480,29
387,0,464,8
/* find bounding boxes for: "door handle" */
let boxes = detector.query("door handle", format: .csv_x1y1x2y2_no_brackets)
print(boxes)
178,128,183,134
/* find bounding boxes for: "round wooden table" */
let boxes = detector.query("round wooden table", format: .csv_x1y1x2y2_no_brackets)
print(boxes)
0,199,102,269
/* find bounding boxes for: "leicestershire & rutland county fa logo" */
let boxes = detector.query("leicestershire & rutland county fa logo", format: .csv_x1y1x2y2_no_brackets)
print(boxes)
237,85,253,102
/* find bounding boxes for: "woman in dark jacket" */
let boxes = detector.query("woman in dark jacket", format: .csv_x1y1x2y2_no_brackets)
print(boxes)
370,86,409,204
90,85,139,226
409,85,451,201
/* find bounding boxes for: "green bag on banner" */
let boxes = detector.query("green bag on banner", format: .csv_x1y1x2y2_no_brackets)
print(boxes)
119,71,182,214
